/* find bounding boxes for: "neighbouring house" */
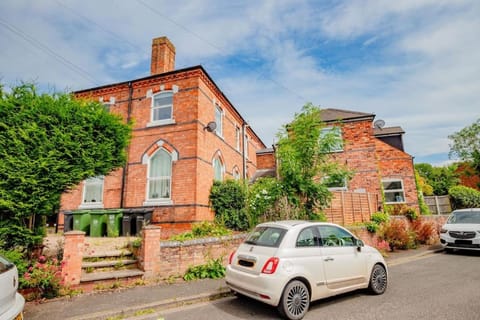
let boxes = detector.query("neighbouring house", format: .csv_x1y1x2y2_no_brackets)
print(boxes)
318,109,418,211
60,36,266,237
258,108,419,223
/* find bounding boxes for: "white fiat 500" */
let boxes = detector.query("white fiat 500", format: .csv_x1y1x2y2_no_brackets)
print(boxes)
0,255,24,320
440,208,480,252
226,221,388,320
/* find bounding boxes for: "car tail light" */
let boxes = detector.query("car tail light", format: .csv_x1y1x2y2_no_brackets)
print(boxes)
228,250,236,265
261,257,279,274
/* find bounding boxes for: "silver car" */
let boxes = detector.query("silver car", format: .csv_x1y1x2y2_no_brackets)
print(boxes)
440,208,480,252
0,255,24,320
226,221,388,320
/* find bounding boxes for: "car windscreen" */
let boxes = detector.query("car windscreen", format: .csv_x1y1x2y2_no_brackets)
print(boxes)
0,255,14,274
244,226,287,247
448,211,480,224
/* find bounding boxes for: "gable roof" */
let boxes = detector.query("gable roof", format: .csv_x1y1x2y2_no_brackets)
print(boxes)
374,126,405,137
320,108,375,123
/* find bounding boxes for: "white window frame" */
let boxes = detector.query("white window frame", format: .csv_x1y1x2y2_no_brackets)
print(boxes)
244,134,249,159
80,176,104,209
213,157,225,181
215,104,223,137
320,126,343,152
235,126,241,151
147,90,175,127
382,179,406,204
144,148,173,206
323,175,348,191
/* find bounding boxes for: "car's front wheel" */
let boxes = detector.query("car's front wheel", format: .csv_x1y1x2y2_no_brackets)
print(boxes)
368,264,387,295
277,280,310,320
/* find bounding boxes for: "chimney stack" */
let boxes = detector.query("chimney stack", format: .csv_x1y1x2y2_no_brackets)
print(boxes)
150,36,176,75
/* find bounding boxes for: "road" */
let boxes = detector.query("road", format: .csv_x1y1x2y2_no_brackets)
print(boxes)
156,251,480,320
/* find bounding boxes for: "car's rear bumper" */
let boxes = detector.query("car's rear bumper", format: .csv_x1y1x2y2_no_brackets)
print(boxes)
225,266,284,306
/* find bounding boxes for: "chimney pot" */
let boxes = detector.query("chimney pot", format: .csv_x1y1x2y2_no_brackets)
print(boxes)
150,36,176,75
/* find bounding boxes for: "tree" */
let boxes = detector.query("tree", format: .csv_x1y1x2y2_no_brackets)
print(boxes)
0,83,131,242
449,118,480,173
275,103,351,219
414,163,459,195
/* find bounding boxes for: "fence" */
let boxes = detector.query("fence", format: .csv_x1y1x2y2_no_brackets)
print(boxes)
424,195,452,215
323,191,379,225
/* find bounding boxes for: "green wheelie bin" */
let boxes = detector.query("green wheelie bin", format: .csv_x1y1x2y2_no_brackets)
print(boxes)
105,209,123,237
89,210,107,237
72,210,91,235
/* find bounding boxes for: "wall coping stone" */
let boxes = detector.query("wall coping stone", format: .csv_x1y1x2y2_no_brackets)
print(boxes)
161,233,247,248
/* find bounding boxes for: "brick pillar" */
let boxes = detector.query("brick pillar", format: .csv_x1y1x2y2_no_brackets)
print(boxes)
61,231,85,286
140,225,161,279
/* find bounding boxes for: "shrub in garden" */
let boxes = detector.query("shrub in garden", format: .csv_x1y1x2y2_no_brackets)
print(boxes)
209,180,249,231
410,218,438,245
365,212,389,234
449,185,480,209
183,258,226,281
169,222,231,241
21,255,63,300
379,219,416,250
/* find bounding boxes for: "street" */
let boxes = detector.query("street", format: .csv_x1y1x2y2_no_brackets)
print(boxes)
158,251,480,320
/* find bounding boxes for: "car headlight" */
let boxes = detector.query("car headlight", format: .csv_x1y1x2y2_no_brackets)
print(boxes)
440,228,448,234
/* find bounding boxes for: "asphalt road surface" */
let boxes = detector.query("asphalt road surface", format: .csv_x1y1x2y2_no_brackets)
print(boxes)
158,251,480,320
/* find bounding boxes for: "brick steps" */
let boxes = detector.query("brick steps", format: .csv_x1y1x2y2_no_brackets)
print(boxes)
81,269,144,282
80,248,143,284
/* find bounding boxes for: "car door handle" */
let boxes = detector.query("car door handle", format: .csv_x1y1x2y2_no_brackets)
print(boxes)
324,257,334,262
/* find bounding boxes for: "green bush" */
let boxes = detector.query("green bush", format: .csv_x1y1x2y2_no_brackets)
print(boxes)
371,212,389,224
183,258,226,281
209,180,249,231
247,177,284,225
365,222,379,233
169,222,231,242
449,185,480,209
0,224,42,252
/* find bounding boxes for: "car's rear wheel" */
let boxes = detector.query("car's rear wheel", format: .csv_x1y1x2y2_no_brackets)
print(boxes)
368,264,387,295
277,280,310,320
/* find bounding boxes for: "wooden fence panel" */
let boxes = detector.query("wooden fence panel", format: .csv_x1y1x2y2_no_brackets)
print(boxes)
324,191,378,225
424,195,452,215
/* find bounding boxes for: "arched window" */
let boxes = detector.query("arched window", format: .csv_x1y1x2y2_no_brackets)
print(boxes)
148,149,172,200
232,167,240,180
213,157,225,181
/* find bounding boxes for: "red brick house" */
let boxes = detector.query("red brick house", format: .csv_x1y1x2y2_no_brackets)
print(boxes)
318,109,418,210
60,37,266,235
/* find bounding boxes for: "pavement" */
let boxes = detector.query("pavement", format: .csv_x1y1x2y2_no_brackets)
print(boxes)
23,244,444,320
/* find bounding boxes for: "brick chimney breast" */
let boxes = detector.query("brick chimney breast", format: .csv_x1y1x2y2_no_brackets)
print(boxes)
150,36,176,75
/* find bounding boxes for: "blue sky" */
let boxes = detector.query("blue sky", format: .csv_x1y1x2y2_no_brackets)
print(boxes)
1,0,479,165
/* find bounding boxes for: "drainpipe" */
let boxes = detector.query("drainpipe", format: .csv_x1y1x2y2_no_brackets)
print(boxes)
120,81,133,208
242,122,248,180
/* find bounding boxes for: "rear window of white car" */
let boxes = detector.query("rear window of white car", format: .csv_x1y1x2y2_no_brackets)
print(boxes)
244,226,287,247
0,256,14,274
448,211,480,224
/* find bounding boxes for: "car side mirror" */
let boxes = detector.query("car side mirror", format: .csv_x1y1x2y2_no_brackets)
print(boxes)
356,239,364,252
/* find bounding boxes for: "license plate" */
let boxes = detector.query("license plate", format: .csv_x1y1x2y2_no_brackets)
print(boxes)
455,240,472,245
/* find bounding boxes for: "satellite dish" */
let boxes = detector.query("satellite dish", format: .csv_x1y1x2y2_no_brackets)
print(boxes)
204,121,217,132
374,119,385,129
